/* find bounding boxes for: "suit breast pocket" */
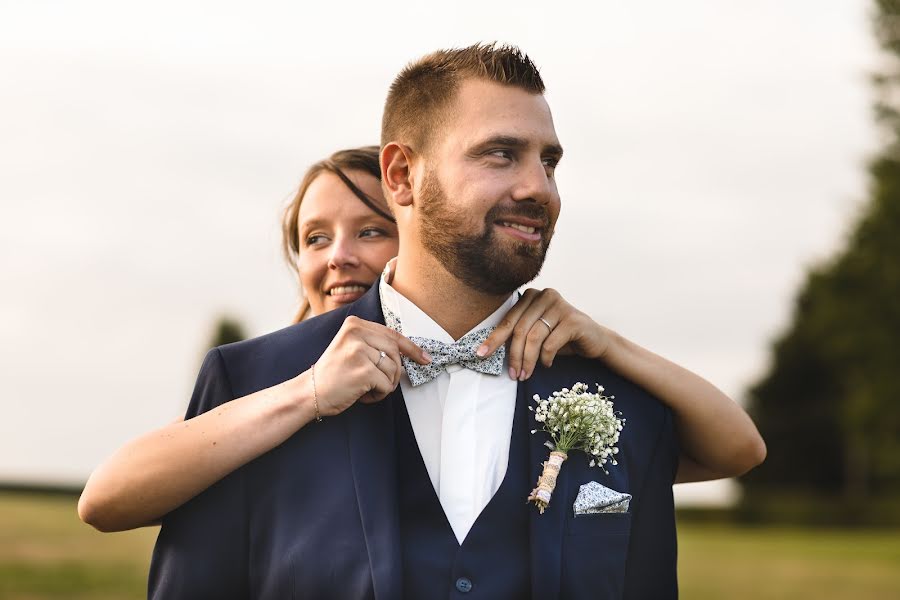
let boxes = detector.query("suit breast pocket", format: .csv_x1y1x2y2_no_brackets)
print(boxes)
565,511,632,537
561,512,632,598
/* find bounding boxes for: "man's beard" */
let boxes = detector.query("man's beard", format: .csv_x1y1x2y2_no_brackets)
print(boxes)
418,169,554,295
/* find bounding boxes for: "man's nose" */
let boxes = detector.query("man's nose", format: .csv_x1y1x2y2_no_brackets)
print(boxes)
512,157,555,205
327,237,361,270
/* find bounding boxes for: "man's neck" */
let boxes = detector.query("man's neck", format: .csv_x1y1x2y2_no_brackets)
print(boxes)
390,252,511,341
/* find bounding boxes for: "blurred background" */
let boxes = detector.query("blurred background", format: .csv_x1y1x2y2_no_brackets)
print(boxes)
1,0,898,598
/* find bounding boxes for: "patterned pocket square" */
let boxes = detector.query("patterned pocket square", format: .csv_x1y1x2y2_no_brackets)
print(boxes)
573,481,632,515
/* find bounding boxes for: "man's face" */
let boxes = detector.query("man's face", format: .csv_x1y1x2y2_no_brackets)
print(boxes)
415,79,563,295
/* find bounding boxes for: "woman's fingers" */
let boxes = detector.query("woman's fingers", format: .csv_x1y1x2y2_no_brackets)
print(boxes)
360,324,428,389
371,348,399,382
506,289,561,379
361,356,397,403
362,321,430,365
393,330,431,365
498,288,592,379
519,305,566,379
479,288,540,360
358,320,431,392
538,315,575,369
316,317,415,413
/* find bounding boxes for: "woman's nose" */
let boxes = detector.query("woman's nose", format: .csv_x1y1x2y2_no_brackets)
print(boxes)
327,237,361,270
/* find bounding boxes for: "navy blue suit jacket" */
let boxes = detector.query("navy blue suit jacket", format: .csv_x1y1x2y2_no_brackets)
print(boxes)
149,286,678,599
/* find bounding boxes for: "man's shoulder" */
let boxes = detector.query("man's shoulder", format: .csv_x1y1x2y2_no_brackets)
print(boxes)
219,305,349,360
541,355,672,438
211,304,356,396
215,285,385,368
544,355,678,484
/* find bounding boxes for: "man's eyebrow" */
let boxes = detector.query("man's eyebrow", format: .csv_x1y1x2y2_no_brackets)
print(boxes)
544,143,564,160
478,135,529,149
466,135,528,155
471,135,564,159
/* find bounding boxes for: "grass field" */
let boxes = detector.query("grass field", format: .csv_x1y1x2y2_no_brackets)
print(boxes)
1,491,899,599
678,521,900,599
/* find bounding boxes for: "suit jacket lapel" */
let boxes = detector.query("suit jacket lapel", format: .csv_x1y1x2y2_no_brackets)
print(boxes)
527,365,568,600
344,287,403,600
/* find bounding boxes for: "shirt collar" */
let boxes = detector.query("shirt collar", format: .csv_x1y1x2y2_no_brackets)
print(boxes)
379,262,518,342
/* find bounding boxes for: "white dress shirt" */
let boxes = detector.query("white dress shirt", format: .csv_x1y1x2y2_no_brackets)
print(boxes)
379,275,519,544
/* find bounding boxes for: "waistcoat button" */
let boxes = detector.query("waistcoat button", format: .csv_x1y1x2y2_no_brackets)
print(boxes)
455,577,473,593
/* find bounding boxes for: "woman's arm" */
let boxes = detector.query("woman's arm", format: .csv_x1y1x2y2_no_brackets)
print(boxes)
585,327,766,482
78,373,318,532
78,317,429,532
480,288,766,483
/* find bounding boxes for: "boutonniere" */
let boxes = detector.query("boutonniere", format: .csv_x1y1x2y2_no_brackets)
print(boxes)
527,382,625,514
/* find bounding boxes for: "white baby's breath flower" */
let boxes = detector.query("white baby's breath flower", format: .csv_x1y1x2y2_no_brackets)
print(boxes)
529,382,625,475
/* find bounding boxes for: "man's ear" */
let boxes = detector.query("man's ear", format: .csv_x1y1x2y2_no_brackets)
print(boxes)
381,142,415,207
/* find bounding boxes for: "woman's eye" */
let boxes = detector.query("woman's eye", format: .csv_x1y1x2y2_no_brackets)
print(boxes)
360,227,386,239
305,234,329,246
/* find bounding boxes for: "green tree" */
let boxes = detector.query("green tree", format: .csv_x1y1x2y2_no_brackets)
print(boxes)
744,1,900,509
207,315,247,349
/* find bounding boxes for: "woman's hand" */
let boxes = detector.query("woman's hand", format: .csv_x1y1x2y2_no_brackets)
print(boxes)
312,316,431,416
481,287,766,482
479,288,610,380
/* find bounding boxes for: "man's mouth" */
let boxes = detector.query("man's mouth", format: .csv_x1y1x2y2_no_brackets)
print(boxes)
501,221,538,234
496,219,544,242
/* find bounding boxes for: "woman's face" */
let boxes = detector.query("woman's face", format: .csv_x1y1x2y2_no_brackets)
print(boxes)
296,170,398,316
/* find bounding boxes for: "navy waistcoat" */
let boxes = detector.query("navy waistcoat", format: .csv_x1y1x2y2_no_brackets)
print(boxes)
395,389,531,600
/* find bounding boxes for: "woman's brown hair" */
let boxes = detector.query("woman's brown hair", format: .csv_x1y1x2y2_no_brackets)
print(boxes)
281,146,395,322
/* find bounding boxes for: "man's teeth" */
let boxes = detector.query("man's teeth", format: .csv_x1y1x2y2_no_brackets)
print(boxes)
329,285,367,296
502,222,537,234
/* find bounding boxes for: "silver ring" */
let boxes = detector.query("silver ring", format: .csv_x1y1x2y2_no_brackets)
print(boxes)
375,350,387,367
538,317,553,331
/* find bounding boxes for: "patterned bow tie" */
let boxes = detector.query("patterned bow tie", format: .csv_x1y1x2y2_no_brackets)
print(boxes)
381,303,505,387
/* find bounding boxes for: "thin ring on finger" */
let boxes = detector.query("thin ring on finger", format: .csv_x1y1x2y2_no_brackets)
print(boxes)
538,317,553,332
371,347,401,387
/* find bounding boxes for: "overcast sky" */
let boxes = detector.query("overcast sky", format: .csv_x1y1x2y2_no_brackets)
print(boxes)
0,1,878,504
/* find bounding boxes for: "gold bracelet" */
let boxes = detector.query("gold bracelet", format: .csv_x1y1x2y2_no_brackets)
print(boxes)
311,363,322,422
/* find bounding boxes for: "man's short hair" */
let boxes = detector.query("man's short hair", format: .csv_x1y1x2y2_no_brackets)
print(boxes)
381,43,545,153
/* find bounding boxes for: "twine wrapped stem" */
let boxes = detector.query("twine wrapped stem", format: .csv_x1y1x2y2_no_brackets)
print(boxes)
527,450,568,514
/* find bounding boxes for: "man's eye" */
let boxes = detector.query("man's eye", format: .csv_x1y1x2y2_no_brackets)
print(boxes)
489,149,514,160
